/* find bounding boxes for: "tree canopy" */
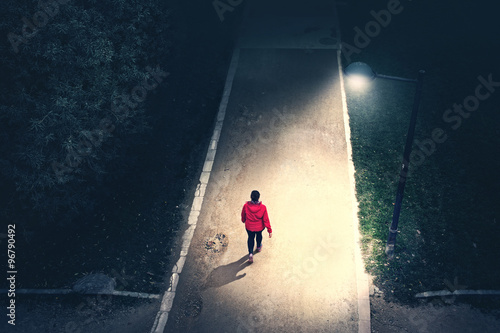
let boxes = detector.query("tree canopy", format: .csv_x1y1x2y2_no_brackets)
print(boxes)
0,0,172,223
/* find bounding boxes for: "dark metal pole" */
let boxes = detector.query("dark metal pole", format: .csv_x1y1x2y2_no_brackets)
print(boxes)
385,70,425,259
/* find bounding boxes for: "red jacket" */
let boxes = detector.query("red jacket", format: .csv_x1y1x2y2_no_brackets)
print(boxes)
241,201,272,233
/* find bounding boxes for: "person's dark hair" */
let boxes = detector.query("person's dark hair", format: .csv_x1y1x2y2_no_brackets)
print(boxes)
251,190,260,202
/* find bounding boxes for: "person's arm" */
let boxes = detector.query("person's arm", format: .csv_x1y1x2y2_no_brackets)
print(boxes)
263,208,272,236
241,204,246,223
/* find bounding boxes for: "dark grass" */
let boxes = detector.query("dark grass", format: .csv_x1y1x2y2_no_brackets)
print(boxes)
339,0,500,303
0,293,158,332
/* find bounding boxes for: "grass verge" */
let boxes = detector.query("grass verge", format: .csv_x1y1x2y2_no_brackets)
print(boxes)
339,0,500,303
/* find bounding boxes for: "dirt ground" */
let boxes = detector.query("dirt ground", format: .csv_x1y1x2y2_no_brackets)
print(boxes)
370,291,500,333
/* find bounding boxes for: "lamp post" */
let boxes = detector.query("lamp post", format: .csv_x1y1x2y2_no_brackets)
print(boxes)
343,62,425,259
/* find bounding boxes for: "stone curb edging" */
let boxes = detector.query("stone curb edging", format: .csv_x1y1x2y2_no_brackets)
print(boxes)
334,1,371,331
337,48,372,333
416,290,500,298
150,48,241,333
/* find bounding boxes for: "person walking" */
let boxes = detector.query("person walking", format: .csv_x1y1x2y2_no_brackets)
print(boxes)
241,190,272,263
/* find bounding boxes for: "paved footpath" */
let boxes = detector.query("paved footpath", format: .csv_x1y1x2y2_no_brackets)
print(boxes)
155,1,370,332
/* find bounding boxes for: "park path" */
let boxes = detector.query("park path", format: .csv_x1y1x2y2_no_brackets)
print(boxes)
155,1,370,332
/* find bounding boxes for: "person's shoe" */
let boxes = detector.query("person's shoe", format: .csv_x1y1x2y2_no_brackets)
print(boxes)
248,253,253,263
256,245,263,253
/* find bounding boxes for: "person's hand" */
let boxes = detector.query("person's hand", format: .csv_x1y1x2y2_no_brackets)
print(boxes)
269,233,272,238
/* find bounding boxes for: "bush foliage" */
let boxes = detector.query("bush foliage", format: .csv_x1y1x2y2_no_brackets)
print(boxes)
0,0,172,223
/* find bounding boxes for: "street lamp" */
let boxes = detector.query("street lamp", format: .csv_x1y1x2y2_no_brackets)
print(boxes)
343,62,425,259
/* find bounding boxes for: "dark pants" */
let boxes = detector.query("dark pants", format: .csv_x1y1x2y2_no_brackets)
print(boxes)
246,229,263,254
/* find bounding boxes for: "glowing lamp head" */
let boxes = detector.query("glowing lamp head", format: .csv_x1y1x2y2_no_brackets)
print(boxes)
343,62,376,89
